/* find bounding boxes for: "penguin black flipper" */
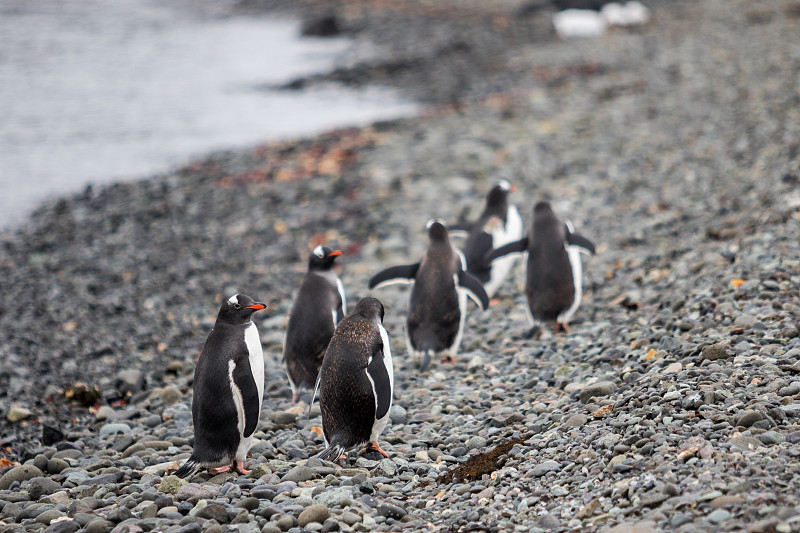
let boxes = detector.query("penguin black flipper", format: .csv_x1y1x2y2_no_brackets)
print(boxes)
457,270,491,310
486,237,529,262
447,222,473,238
566,229,596,254
366,344,392,420
368,263,420,289
232,357,261,437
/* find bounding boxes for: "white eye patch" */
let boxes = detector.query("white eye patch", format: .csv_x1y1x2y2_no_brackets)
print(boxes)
228,294,239,305
498,179,511,191
313,244,325,258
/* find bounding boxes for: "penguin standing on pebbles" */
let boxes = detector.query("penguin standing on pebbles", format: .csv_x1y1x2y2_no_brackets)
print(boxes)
487,202,595,334
315,297,393,461
175,294,267,478
448,180,523,298
369,220,489,371
283,245,345,402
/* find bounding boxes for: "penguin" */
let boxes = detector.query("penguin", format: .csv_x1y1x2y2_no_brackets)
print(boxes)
175,294,267,478
315,297,393,461
448,180,524,298
283,245,345,402
369,220,490,371
486,201,595,333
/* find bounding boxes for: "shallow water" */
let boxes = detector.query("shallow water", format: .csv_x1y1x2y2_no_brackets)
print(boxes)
0,0,417,228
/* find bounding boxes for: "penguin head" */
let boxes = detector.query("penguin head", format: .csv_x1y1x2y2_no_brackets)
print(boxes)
217,294,267,324
425,219,449,243
533,201,555,216
486,180,516,209
353,297,385,324
309,244,342,271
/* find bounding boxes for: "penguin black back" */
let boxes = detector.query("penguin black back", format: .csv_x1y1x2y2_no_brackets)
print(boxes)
317,297,393,460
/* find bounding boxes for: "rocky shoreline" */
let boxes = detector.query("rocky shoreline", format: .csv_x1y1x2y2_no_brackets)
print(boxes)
2,0,800,532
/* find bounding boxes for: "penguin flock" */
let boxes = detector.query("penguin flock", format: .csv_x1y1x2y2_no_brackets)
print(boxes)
175,181,595,477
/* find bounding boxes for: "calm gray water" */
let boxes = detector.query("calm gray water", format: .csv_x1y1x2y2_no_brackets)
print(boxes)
0,0,417,228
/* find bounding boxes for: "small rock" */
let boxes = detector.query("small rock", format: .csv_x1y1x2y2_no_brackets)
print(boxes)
298,505,330,527
537,513,560,529
29,477,63,499
531,460,561,477
702,343,730,360
736,410,763,428
176,483,215,503
159,386,182,406
707,509,731,524
563,414,589,427
196,503,230,523
98,423,132,435
116,369,145,395
373,458,396,478
377,503,406,520
0,464,45,490
7,405,32,422
579,382,616,403
466,436,487,451
269,411,297,425
280,465,314,483
759,431,785,445
158,475,188,494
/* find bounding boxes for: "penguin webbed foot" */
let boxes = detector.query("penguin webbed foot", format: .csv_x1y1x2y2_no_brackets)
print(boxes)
364,442,389,458
234,460,251,475
555,321,570,333
525,325,542,339
208,465,231,475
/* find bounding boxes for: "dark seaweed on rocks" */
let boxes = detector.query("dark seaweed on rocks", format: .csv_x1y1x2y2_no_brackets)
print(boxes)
438,436,529,484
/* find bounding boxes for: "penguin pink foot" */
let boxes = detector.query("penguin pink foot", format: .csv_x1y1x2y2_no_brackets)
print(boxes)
234,461,251,475
365,442,389,458
208,466,231,475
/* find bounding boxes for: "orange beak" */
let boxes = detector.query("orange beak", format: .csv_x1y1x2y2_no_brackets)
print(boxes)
329,250,342,257
510,184,517,192
245,303,267,310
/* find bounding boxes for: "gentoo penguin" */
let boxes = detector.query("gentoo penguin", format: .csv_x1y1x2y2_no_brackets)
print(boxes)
369,220,490,371
487,201,595,333
283,245,345,402
315,297,393,461
448,180,523,298
175,294,267,478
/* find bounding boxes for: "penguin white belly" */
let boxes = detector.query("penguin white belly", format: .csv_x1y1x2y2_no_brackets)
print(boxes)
557,244,584,325
368,325,394,443
449,282,468,356
484,206,523,297
235,322,264,461
336,276,347,316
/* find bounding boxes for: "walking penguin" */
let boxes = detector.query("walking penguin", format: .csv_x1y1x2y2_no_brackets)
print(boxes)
487,201,595,334
315,297,394,461
448,179,523,297
369,220,489,371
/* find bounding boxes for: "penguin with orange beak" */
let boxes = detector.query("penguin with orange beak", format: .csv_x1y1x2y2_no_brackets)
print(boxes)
283,245,346,402
175,294,267,478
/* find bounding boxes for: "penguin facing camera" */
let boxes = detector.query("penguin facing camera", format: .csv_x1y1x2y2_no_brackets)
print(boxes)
448,179,524,298
315,297,394,461
175,294,267,478
283,244,345,402
369,219,489,371
487,201,595,335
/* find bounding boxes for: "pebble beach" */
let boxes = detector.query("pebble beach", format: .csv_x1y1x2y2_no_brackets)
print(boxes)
2,0,800,532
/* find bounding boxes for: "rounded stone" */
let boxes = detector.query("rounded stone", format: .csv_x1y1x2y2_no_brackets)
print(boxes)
0,464,45,490
298,504,330,527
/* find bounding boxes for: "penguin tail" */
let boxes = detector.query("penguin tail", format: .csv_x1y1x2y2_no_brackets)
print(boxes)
174,458,203,479
317,442,347,462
